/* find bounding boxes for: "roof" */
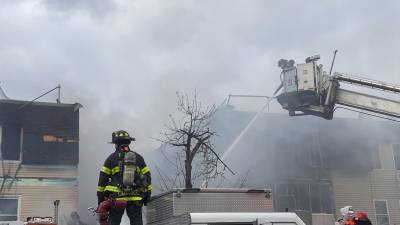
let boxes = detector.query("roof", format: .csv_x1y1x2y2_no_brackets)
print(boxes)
190,212,306,224
0,98,82,110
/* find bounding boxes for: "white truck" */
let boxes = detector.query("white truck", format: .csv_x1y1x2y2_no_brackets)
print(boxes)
145,188,307,225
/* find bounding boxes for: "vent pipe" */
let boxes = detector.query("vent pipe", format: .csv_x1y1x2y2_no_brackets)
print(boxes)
54,200,60,225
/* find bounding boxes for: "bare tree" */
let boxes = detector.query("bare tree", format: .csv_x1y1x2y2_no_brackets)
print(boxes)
158,92,233,189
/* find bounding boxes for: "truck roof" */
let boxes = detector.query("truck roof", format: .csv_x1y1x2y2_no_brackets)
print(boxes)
189,212,306,224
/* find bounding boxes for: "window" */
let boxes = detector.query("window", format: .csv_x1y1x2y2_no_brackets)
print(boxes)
273,183,333,214
372,147,381,169
0,125,21,160
0,125,2,159
393,144,400,170
374,200,389,225
0,197,19,221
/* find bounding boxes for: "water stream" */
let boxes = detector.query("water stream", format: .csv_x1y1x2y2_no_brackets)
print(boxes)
201,98,272,187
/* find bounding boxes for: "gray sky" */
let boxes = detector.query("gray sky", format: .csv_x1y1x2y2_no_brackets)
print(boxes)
1,0,400,221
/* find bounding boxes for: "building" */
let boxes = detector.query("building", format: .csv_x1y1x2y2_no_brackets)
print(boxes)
210,105,400,225
0,97,81,222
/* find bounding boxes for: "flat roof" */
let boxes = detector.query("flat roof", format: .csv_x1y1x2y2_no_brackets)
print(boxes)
0,99,82,109
151,188,272,201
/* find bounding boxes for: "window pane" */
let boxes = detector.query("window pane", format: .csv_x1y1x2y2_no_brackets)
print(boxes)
375,200,388,214
0,215,18,221
0,126,2,158
310,184,321,213
1,125,21,160
376,215,389,225
320,184,333,213
0,199,18,214
296,183,310,211
394,144,400,170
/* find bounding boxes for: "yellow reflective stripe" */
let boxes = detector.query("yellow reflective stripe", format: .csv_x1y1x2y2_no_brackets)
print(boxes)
104,185,121,193
146,184,152,191
97,186,105,192
111,166,120,175
141,166,150,174
135,167,141,173
116,196,142,201
101,166,111,175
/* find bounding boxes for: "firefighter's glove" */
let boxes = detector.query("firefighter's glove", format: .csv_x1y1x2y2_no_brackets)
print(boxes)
97,193,105,205
143,192,151,206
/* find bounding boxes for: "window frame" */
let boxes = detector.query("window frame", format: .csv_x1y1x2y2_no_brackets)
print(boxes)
0,125,2,159
0,126,23,162
0,195,21,222
374,199,390,225
392,144,400,170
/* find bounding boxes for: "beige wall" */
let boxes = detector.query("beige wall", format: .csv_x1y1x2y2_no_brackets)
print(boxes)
0,161,78,222
331,171,375,224
0,161,77,178
332,144,400,225
370,169,400,225
2,185,78,221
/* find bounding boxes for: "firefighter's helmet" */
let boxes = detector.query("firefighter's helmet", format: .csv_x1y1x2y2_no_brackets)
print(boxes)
353,213,372,225
111,130,135,144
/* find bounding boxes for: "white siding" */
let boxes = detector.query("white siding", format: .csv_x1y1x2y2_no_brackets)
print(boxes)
0,161,77,178
0,161,78,222
2,185,78,221
370,170,400,225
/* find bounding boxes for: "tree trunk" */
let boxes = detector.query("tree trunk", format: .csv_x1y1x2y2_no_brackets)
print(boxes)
185,159,193,188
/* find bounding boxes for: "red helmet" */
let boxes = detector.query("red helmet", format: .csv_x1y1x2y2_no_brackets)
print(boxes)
354,213,368,220
353,212,372,225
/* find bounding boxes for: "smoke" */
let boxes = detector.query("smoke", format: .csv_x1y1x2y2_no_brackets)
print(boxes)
1,0,400,223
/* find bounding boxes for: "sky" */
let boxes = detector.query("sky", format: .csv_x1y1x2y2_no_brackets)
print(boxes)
1,0,400,222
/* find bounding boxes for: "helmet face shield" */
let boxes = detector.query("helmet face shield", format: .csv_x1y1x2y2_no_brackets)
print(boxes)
115,139,131,146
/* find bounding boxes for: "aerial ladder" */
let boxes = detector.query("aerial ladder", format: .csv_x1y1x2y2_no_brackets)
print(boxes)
274,54,400,120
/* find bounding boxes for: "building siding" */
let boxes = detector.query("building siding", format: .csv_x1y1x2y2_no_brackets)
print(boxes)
331,171,375,224
332,169,400,225
0,161,77,178
2,185,78,222
1,160,78,222
370,169,400,225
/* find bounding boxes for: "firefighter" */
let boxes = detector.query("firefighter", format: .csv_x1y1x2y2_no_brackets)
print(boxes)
352,212,372,225
97,130,152,225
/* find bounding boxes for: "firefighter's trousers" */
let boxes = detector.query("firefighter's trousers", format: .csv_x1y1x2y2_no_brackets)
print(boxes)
108,201,142,225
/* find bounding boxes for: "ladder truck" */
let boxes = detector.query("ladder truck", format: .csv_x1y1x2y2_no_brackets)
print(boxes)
275,55,400,120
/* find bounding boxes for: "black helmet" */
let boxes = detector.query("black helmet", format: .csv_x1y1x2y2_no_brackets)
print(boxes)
111,130,135,144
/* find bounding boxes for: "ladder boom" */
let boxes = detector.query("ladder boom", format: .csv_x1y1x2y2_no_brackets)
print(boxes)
334,72,400,94
336,88,400,118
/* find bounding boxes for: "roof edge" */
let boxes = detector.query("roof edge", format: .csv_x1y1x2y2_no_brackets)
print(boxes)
0,98,82,109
